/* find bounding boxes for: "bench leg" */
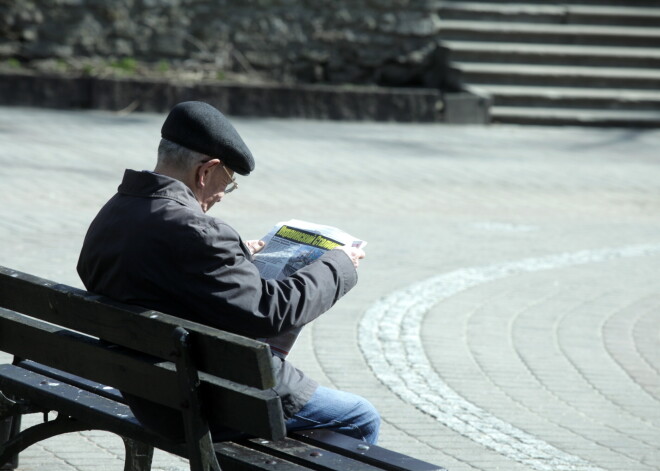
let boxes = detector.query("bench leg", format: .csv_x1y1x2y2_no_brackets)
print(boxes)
0,414,89,467
121,437,154,471
0,416,20,470
0,391,23,471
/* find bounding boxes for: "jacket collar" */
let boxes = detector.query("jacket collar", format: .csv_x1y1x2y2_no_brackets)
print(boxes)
118,169,202,212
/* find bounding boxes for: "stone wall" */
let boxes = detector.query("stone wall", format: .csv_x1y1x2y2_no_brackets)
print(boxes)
0,0,452,89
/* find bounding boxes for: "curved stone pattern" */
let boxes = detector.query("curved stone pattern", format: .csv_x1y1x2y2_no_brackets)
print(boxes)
359,244,660,471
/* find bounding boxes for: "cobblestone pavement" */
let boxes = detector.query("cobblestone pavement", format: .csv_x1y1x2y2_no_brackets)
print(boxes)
0,106,659,471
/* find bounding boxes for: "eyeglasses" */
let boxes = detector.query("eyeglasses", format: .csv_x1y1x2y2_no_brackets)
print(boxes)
221,165,238,194
199,159,238,194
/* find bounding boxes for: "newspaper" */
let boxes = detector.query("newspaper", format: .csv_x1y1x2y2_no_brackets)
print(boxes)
252,219,366,358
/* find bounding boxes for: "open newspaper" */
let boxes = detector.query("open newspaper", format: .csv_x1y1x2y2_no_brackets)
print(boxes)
252,219,366,359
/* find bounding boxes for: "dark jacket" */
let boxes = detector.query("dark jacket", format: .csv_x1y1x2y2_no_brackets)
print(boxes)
77,169,358,426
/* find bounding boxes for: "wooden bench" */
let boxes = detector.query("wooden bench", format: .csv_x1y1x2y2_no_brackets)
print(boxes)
0,266,445,471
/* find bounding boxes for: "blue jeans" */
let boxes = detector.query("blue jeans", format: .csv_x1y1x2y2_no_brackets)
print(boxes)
285,386,380,444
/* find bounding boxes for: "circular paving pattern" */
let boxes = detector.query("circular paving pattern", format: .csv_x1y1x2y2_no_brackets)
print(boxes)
359,244,660,471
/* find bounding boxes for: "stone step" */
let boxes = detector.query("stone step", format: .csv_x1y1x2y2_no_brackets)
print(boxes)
490,106,660,127
468,84,660,110
444,0,659,6
436,2,660,26
436,2,660,126
438,21,660,47
443,41,660,68
452,62,660,89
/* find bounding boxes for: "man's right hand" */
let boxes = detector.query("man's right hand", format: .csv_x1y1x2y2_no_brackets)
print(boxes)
245,240,266,255
335,246,366,269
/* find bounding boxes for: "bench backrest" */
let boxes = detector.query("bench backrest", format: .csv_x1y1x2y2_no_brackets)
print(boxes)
0,266,285,441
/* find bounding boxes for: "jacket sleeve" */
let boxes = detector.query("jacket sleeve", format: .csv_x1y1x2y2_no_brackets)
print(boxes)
176,218,358,338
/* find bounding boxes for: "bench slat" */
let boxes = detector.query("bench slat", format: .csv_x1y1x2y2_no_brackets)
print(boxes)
0,364,173,450
0,309,285,440
214,442,310,471
17,360,124,402
290,430,444,471
0,267,274,390
241,437,386,471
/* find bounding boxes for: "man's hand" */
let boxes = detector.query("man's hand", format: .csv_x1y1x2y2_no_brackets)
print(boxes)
245,240,266,255
335,246,366,269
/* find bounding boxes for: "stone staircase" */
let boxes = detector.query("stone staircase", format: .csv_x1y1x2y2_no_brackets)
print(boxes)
436,1,660,126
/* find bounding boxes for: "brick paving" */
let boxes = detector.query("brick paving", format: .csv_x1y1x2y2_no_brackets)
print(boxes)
0,106,659,470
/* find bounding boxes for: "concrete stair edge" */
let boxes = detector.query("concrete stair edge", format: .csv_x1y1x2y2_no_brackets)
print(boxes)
468,84,660,100
436,2,660,26
442,41,660,58
454,62,660,78
439,20,660,36
453,63,660,90
434,0,660,7
466,85,660,111
436,2,660,16
490,106,660,127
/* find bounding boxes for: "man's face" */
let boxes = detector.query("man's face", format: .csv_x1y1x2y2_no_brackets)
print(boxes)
198,161,236,212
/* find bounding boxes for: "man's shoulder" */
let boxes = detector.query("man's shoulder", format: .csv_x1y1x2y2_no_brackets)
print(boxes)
144,200,237,243
185,212,240,242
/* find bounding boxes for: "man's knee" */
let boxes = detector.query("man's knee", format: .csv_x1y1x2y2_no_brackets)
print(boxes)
352,396,381,444
286,386,381,444
356,396,380,424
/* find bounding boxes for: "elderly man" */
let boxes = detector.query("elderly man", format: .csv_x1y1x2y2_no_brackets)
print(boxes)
77,101,380,444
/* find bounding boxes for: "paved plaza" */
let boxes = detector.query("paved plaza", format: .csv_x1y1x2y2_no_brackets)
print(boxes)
0,105,659,471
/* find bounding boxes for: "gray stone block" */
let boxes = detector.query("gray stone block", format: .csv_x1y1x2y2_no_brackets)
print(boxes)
442,91,491,124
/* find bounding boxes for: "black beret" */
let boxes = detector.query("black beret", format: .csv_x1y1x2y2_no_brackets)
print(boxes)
161,101,255,175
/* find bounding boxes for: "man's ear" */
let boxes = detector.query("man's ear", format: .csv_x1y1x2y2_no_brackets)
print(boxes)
196,159,221,188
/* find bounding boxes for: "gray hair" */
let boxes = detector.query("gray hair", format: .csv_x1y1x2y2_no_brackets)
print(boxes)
157,138,209,171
